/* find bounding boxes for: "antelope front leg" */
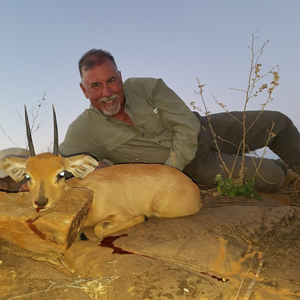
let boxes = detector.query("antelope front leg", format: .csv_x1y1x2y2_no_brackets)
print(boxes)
94,214,147,239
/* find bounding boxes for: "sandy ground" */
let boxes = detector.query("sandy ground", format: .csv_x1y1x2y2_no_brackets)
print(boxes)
1,189,300,300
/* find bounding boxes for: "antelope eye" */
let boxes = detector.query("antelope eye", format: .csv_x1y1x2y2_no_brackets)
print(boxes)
56,171,65,183
57,171,65,179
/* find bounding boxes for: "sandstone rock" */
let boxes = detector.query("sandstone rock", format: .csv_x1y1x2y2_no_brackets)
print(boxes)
1,191,300,299
0,188,93,253
64,202,300,299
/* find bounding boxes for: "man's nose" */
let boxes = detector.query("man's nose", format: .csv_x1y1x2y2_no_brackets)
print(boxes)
102,84,112,97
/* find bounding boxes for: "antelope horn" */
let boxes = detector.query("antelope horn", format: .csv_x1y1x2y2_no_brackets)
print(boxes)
52,105,59,156
25,106,36,156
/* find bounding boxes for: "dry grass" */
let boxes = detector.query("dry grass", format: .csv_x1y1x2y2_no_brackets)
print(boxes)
7,277,119,300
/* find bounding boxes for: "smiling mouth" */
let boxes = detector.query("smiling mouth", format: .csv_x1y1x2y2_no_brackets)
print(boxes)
101,98,115,104
99,95,118,104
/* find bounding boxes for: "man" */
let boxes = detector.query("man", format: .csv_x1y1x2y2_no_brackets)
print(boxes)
59,49,300,192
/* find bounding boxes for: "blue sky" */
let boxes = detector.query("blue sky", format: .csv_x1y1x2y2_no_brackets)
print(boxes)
0,0,299,152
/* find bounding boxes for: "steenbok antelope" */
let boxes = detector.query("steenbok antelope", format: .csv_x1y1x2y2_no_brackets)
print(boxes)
0,106,202,239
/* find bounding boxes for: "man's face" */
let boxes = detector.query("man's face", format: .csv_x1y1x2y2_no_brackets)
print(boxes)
80,60,124,116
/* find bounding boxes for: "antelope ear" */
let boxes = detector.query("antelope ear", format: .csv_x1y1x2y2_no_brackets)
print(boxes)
0,157,28,182
64,155,98,179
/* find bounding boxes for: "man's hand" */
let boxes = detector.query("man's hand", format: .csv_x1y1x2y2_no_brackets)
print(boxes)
0,179,8,191
0,177,27,192
95,159,114,170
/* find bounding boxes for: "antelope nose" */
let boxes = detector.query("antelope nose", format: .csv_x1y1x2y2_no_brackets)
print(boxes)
35,197,48,207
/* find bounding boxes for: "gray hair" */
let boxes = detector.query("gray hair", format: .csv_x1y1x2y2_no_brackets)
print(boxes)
78,49,118,78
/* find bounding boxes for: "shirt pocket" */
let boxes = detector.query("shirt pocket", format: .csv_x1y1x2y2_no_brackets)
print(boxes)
141,110,165,135
103,131,136,150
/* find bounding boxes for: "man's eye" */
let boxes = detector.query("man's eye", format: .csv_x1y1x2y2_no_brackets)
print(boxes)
108,78,115,84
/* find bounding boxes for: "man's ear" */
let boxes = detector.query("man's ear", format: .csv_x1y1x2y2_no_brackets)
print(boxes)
0,157,28,182
64,155,98,179
79,82,89,99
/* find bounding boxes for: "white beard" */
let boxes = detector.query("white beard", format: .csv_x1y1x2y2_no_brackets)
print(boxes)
98,95,121,116
102,102,121,116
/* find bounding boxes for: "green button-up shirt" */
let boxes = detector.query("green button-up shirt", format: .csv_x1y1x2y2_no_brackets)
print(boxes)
59,78,200,170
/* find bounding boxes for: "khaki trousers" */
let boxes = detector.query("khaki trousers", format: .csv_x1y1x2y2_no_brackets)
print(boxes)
184,111,300,192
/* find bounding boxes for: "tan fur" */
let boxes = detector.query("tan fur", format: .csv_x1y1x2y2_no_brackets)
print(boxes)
0,153,202,239
0,148,29,178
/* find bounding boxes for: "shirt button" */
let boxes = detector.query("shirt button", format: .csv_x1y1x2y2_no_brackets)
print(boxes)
135,158,139,161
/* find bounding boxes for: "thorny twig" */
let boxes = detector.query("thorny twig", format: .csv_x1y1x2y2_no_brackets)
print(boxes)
0,92,47,148
16,92,47,135
191,32,279,188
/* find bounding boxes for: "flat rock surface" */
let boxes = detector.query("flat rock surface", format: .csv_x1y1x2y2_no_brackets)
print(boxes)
1,189,300,300
0,188,93,253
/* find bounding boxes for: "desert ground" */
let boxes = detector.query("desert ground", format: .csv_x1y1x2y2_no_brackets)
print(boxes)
1,186,300,300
